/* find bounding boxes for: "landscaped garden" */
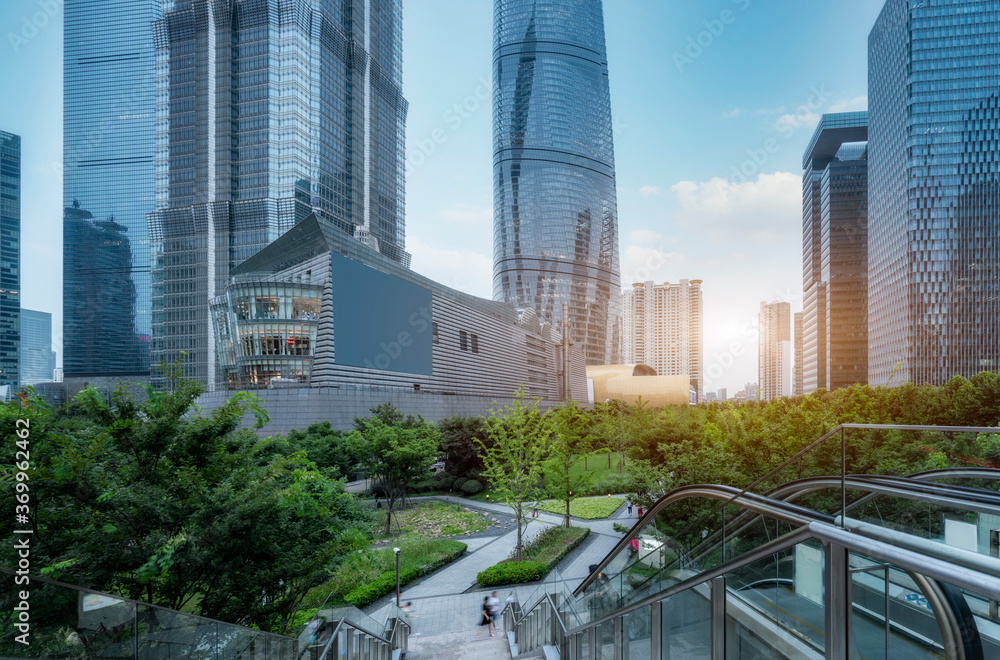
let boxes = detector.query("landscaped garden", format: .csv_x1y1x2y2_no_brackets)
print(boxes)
374,501,489,538
476,525,589,587
536,496,624,519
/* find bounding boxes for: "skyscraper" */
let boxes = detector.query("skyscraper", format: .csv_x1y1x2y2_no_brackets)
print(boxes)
759,301,791,401
868,0,1000,386
801,112,869,393
793,311,803,396
493,0,622,366
63,1,159,385
622,280,703,398
149,0,408,388
0,132,19,390
20,309,56,387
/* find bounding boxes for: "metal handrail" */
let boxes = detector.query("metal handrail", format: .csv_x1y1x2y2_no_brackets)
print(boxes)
565,519,1000,638
315,616,398,660
575,423,1000,596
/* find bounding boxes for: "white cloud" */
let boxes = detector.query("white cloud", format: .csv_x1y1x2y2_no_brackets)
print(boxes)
620,245,685,286
670,172,801,244
406,235,493,299
775,111,820,132
628,229,663,244
639,185,663,198
722,107,742,119
829,95,869,113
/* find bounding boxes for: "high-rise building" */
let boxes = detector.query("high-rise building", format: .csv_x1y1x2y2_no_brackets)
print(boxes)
20,309,56,387
150,0,408,389
622,280,703,398
493,0,623,366
868,1,1000,386
717,388,727,402
801,113,869,393
759,301,792,400
0,132,19,390
63,1,159,385
793,311,803,396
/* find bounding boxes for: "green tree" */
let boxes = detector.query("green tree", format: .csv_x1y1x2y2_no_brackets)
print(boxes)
0,377,372,635
352,408,440,534
477,387,551,559
438,415,489,476
545,401,595,528
285,421,364,479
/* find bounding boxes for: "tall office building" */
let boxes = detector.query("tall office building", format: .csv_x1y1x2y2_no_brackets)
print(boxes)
150,0,408,388
868,1,1000,386
759,301,792,401
622,280,703,398
0,132,19,389
493,0,623,366
801,113,869,393
63,1,159,386
793,311,803,396
20,309,55,387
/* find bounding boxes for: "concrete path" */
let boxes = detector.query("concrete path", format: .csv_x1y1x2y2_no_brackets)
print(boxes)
405,629,513,660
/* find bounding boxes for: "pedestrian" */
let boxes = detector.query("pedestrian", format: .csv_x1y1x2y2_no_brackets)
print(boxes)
637,506,643,517
477,596,494,637
629,538,639,559
400,601,419,635
487,591,501,631
626,500,632,515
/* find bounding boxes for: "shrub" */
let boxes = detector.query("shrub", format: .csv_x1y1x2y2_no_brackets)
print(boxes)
345,567,419,607
476,561,546,587
452,477,468,491
437,475,456,489
589,472,635,496
461,479,483,495
518,526,589,571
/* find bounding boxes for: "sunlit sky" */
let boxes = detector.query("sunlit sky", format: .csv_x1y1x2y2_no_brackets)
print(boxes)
2,0,885,392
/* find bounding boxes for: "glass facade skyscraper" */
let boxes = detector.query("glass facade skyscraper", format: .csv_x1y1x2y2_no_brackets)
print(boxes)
0,132,19,389
868,0,1000,386
493,0,622,366
801,113,869,393
63,1,159,383
149,0,408,389
20,309,56,387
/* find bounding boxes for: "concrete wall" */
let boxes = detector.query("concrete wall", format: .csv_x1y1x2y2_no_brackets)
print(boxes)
195,385,569,434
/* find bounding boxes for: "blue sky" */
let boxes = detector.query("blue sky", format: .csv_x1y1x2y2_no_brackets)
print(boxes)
2,0,884,392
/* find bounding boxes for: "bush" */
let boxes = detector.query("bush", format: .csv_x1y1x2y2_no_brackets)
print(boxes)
345,567,419,607
341,540,467,608
589,472,635,496
476,561,547,587
437,475,456,490
519,526,590,571
452,477,468,491
461,479,483,495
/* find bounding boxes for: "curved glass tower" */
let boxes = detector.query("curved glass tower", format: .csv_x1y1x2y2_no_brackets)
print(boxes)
493,0,622,366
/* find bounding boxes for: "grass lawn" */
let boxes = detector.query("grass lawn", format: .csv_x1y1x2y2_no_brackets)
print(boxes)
303,537,467,609
538,496,623,519
466,452,628,502
374,501,488,539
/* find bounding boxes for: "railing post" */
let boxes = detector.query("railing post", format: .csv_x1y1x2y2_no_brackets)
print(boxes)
840,427,846,527
614,615,624,660
650,600,662,659
992,530,999,621
825,541,849,660
711,576,726,660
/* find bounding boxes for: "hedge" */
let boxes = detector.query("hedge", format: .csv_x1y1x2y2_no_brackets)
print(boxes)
452,477,468,491
476,561,547,587
343,541,467,607
460,479,483,495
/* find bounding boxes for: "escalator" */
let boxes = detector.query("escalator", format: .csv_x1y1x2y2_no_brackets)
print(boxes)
508,424,1000,659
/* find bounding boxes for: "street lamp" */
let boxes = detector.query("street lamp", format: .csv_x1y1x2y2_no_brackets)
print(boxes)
393,547,401,607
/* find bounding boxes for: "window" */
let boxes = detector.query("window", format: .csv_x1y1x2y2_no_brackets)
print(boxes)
432,322,439,345
459,330,468,351
260,335,282,355
471,334,479,354
286,336,310,356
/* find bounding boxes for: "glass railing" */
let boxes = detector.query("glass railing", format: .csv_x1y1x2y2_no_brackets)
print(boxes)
0,569,296,658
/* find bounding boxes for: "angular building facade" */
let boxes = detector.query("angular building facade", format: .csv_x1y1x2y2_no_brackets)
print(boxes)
493,0,623,366
197,213,588,432
801,112,869,394
622,279,703,399
20,309,56,387
0,132,19,390
759,301,792,401
63,1,159,385
793,311,803,396
868,1,1000,386
149,0,408,389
